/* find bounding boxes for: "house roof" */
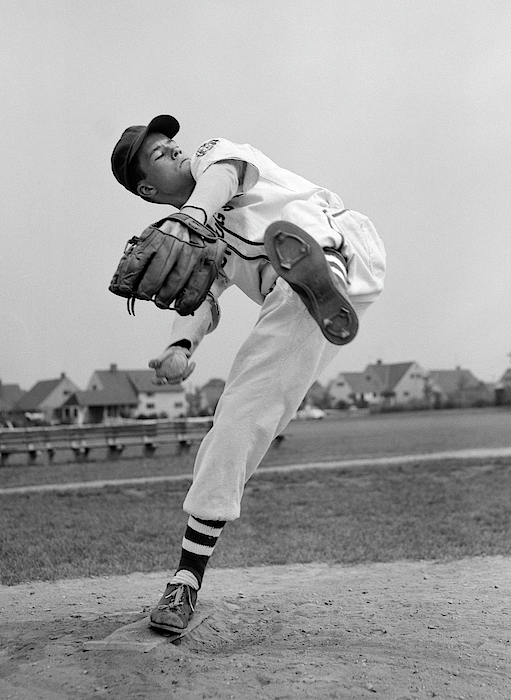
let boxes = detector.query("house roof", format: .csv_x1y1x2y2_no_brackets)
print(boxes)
63,389,138,408
428,368,483,393
365,362,415,391
0,383,24,411
77,368,184,408
499,367,511,384
124,370,183,394
14,379,62,411
339,372,375,394
91,370,138,402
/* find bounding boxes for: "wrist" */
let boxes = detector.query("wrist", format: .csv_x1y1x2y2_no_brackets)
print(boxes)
169,340,192,356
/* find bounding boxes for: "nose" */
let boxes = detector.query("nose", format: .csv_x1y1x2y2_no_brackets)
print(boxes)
171,145,181,159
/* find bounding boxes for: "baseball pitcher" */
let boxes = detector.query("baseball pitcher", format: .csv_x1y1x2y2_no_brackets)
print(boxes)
110,115,386,633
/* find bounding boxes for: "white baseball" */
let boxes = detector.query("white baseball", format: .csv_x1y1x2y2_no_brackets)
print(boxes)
160,349,189,380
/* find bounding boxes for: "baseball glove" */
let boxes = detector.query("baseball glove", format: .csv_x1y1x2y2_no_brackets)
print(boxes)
109,212,227,315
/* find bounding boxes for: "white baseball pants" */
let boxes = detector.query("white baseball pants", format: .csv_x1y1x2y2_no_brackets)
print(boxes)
183,278,372,521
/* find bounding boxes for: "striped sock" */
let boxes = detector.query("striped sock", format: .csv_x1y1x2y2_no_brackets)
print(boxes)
324,250,348,287
173,516,226,589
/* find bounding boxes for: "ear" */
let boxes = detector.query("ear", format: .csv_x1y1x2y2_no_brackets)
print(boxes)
136,181,158,199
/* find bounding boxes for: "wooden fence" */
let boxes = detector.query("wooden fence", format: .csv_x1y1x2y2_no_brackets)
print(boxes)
0,419,213,466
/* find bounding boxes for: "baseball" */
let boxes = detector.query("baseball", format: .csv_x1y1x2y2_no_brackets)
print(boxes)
160,349,188,381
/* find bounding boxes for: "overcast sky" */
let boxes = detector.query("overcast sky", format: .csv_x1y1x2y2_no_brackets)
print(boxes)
1,1,510,393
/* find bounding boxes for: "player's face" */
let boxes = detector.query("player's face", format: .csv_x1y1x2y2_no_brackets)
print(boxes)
136,132,195,205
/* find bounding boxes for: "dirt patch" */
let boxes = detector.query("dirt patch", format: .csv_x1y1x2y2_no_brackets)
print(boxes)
1,557,510,699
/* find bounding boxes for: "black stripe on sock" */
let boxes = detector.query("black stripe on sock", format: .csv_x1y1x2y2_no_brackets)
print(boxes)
184,526,218,549
177,553,210,587
194,517,227,528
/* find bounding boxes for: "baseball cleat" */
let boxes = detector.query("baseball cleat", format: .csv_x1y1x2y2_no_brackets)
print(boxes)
264,221,359,345
149,582,197,633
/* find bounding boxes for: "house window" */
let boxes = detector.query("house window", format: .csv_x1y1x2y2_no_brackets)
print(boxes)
403,391,409,397
146,392,154,398
337,382,345,387
174,401,183,408
146,403,155,410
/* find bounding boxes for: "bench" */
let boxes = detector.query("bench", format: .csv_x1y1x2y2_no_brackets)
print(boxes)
0,428,48,465
0,419,213,465
63,423,162,461
155,420,212,455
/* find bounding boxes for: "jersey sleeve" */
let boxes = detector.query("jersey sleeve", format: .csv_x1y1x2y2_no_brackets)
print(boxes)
190,138,259,195
164,274,231,354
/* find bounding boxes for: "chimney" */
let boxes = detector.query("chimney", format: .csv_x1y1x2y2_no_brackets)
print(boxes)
110,363,118,372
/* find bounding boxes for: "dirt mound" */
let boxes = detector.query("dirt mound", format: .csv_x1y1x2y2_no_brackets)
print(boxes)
1,558,510,699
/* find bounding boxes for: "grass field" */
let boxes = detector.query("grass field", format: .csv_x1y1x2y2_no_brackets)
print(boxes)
1,406,510,489
1,407,510,585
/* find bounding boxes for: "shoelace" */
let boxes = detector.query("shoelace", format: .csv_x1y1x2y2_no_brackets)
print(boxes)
161,585,195,612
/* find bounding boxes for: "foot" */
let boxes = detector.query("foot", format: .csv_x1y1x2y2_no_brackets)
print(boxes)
264,221,359,345
149,583,197,633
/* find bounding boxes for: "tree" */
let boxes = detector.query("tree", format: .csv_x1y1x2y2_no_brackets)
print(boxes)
186,387,203,417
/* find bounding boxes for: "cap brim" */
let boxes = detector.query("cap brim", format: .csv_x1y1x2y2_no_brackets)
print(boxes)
146,115,180,140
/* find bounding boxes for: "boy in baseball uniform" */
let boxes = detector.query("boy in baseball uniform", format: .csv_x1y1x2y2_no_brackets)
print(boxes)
111,115,386,633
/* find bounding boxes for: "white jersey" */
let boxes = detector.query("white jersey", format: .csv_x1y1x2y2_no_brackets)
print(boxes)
190,138,385,305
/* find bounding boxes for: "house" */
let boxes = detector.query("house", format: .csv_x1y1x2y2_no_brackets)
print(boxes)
11,373,81,425
495,366,511,405
63,364,186,424
428,367,493,408
330,361,429,408
364,360,429,407
125,369,186,418
0,381,25,426
328,372,379,408
61,388,138,425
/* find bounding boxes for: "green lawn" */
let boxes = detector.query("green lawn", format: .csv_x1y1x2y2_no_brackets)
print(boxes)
1,407,510,490
2,456,510,585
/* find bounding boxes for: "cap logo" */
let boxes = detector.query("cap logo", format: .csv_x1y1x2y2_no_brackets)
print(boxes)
195,139,219,157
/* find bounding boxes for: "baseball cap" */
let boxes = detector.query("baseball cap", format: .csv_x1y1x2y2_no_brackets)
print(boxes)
111,115,180,193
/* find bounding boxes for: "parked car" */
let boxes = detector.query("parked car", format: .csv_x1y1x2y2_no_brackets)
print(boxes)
294,406,326,420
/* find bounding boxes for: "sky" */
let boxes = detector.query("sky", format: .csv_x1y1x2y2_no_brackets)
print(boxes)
1,0,510,393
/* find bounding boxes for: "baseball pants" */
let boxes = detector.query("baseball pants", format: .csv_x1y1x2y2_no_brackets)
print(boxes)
183,277,372,521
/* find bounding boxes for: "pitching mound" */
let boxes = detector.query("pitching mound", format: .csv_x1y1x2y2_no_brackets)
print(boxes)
0,557,510,699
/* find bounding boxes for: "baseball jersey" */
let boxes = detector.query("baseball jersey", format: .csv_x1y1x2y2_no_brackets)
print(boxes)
190,138,385,305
